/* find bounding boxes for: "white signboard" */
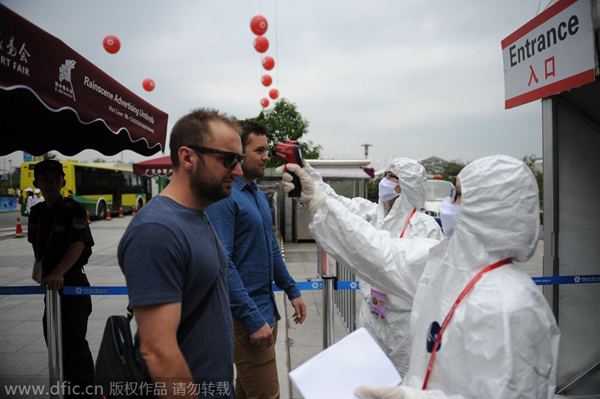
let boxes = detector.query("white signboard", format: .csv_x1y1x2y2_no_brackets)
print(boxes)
502,0,595,109
322,250,336,277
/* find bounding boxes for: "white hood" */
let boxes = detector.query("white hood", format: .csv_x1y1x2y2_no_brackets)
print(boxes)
374,157,429,235
446,154,540,269
384,157,427,210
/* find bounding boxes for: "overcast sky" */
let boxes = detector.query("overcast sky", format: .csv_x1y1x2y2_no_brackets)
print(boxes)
1,0,548,171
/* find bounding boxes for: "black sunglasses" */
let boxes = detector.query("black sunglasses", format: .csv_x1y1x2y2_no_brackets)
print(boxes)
383,171,399,180
186,145,246,169
450,187,461,203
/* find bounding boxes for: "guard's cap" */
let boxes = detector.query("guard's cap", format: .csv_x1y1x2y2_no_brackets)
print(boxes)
34,160,65,179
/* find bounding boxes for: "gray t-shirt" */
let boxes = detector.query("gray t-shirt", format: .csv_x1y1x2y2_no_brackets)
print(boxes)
118,196,234,398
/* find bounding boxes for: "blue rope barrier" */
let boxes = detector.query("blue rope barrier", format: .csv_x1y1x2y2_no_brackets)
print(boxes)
274,281,323,291
337,281,360,290
0,286,45,295
531,274,600,286
1,274,599,295
62,286,129,295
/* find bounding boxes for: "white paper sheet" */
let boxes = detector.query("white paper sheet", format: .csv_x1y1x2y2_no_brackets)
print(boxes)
289,327,402,399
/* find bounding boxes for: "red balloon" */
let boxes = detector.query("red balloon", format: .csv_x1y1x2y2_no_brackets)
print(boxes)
261,98,270,108
262,56,275,71
250,15,268,36
103,35,121,54
261,74,272,87
253,36,269,53
142,78,155,92
269,89,279,100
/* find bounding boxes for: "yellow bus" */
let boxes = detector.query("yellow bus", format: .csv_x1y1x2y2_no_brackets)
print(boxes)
21,160,150,219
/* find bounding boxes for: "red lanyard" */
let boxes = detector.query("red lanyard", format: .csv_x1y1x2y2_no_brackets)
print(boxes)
422,257,512,389
399,208,416,238
35,197,65,262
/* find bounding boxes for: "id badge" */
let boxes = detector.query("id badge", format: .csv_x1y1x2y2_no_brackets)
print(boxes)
369,288,387,320
32,260,42,284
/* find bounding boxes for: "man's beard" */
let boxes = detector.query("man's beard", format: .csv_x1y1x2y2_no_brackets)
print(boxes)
189,166,232,205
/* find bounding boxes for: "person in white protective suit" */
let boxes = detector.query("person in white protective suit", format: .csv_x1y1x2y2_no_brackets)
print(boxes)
306,158,442,376
279,155,560,399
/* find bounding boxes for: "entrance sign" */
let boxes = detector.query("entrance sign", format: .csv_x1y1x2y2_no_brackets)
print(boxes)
502,0,595,109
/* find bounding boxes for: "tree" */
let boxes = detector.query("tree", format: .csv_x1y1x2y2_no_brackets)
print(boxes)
441,161,467,185
254,98,322,167
522,154,543,209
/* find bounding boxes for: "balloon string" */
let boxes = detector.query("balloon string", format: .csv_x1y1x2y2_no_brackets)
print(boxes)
246,0,257,102
275,0,279,90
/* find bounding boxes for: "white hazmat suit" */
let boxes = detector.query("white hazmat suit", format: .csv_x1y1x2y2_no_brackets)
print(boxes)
308,158,442,375
282,155,560,399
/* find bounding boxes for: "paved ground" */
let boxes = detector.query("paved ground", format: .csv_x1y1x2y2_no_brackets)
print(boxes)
0,211,543,398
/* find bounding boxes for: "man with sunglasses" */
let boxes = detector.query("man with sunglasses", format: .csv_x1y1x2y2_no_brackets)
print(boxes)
118,108,244,398
206,119,306,399
304,158,442,377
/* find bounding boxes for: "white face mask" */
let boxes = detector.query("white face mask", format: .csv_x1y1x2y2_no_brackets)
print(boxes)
379,178,400,203
439,197,460,238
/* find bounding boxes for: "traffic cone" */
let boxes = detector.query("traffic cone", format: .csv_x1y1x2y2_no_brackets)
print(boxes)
132,206,136,215
86,209,90,223
118,205,124,218
15,218,24,238
106,207,112,220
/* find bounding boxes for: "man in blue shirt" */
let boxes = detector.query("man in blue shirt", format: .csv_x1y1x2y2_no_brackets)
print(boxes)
206,119,306,399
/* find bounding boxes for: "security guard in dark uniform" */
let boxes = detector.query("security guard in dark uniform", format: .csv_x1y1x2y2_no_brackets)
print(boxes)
28,160,95,398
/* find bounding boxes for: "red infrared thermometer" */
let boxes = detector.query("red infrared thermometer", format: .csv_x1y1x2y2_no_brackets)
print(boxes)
272,141,305,197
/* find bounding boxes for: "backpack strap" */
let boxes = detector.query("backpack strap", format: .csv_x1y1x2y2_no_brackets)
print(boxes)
127,305,134,321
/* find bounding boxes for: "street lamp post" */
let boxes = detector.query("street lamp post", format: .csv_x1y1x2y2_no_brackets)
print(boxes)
361,144,372,159
8,160,12,189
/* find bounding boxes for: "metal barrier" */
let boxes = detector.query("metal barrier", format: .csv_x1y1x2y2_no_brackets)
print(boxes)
316,244,359,347
316,244,334,348
556,358,600,395
46,290,64,399
334,262,358,335
322,276,335,348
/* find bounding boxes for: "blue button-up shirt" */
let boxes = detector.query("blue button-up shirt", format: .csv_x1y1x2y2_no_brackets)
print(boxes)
206,177,301,334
